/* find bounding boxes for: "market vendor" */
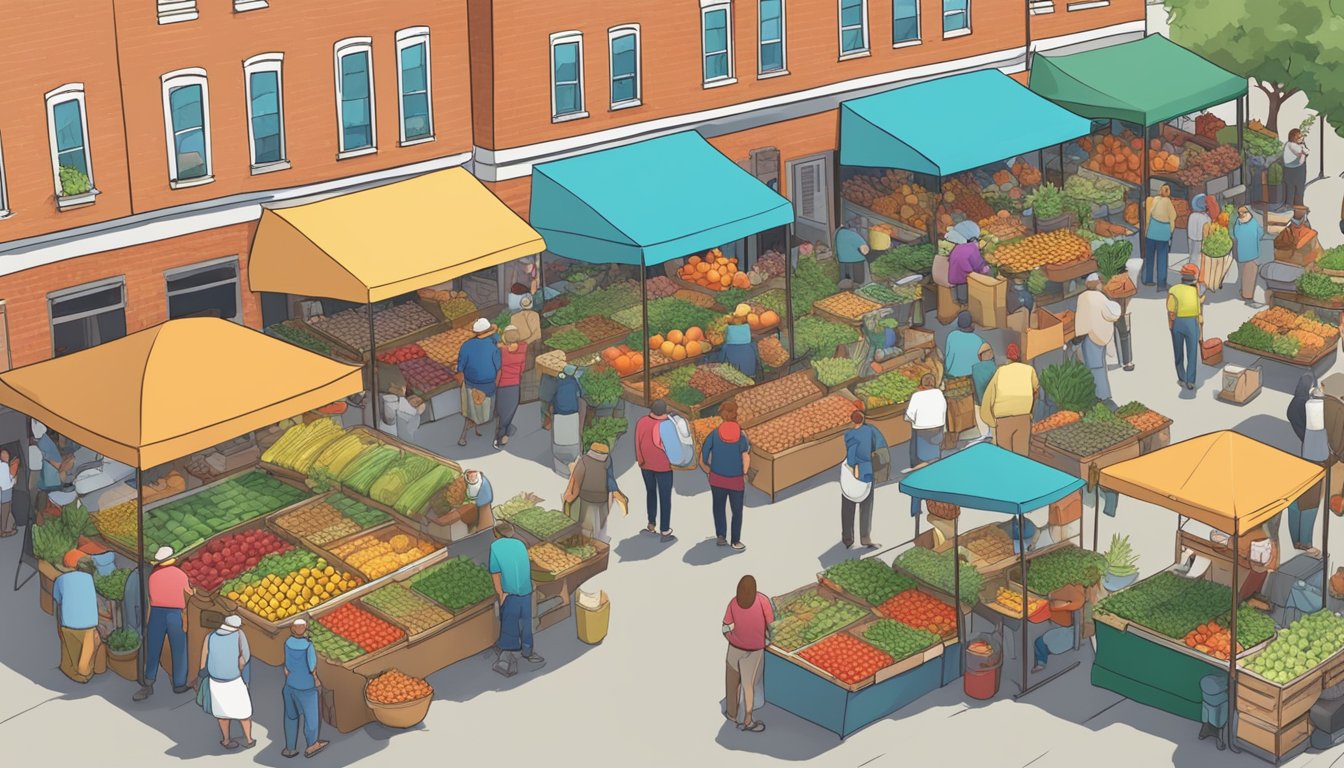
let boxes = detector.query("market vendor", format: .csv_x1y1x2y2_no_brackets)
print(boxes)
563,442,625,542
456,318,502,448
722,304,758,379
549,364,584,475
1031,572,1092,675
511,294,542,346
947,221,989,306
52,557,104,683
834,222,870,284
464,468,494,529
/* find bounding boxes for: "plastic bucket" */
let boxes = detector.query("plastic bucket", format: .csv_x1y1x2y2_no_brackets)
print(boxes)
576,591,610,645
964,667,1001,700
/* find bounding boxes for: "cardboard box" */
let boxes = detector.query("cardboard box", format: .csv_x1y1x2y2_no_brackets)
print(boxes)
1006,307,1065,361
967,272,1007,330
945,394,976,434
1221,365,1262,403
1048,491,1082,525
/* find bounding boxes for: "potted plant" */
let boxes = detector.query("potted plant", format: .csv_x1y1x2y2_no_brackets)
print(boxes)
1199,221,1235,291
1027,183,1074,232
579,365,624,419
106,627,141,681
1266,162,1284,208
1102,533,1139,592
56,166,98,211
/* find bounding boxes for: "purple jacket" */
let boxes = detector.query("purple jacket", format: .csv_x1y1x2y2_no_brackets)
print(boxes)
947,242,989,286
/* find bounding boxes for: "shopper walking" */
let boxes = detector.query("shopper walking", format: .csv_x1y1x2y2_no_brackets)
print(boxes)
1232,206,1265,305
635,400,674,540
722,575,773,733
548,365,584,473
1075,273,1122,404
1167,264,1203,391
980,343,1039,456
456,318,502,447
1282,374,1326,555
700,401,750,551
1143,184,1178,288
903,375,945,471
281,619,327,759
489,522,543,677
1282,129,1309,210
196,615,254,750
841,411,886,549
494,326,528,448
52,557,105,683
564,442,624,543
0,449,18,537
135,546,193,701
1187,193,1211,262
834,221,870,284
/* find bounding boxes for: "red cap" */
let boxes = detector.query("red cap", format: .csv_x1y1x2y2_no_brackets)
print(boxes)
1006,343,1021,362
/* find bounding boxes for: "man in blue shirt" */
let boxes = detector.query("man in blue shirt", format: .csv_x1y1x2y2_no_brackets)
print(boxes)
842,410,888,549
281,619,327,759
53,558,104,683
456,318,503,447
489,522,543,677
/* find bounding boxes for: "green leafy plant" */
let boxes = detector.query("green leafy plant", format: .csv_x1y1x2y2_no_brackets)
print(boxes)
1094,240,1133,281
495,309,511,329
791,253,839,316
811,357,860,387
1104,534,1139,577
544,327,591,351
1244,130,1284,161
1025,547,1107,593
644,298,721,337
794,315,859,358
1027,269,1048,296
1318,246,1344,272
1040,360,1097,413
1267,162,1284,185
582,416,628,450
95,568,131,601
59,166,91,196
1297,271,1344,301
1027,183,1064,219
579,366,622,407
1113,401,1149,418
668,383,705,406
824,559,918,605
107,628,140,653
1272,334,1302,358
894,547,983,605
32,504,92,565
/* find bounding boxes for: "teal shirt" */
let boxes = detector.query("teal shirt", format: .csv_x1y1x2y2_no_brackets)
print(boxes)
835,228,868,264
1232,218,1264,263
489,538,532,597
944,330,986,378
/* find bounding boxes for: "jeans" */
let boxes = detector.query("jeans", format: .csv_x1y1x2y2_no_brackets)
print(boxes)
1284,162,1307,207
144,606,187,688
712,486,744,544
641,469,673,531
1034,635,1050,667
1288,501,1318,549
494,385,520,441
282,685,320,751
841,494,874,545
1081,336,1111,401
1171,316,1200,387
1143,239,1171,286
498,593,533,656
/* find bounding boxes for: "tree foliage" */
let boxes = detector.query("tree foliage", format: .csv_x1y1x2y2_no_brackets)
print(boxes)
1303,11,1344,136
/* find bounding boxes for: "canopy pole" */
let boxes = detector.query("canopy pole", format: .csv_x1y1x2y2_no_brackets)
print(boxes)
929,177,942,246
1236,98,1246,193
1140,122,1150,267
953,515,961,650
784,225,795,363
1018,519,1028,694
1228,528,1241,754
136,468,148,687
1322,466,1332,600
367,303,379,429
641,267,650,406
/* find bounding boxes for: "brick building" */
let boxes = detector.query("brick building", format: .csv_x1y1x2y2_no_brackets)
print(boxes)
0,0,1145,369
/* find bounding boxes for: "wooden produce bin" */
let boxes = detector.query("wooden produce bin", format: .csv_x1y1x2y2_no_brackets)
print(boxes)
1238,710,1312,761
1236,662,1325,730
1225,340,1337,370
870,405,913,448
1030,434,1141,480
747,388,858,501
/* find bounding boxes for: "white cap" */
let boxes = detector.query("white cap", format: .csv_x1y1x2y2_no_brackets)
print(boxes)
153,546,175,562
31,419,47,439
293,618,308,626
1085,273,1101,284
471,318,491,333
219,615,243,632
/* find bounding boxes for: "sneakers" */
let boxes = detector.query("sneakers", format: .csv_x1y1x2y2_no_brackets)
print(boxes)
172,684,192,695
492,651,518,678
523,653,546,666
133,684,154,701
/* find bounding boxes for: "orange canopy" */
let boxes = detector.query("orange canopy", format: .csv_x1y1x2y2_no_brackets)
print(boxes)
0,318,363,469
1099,431,1325,535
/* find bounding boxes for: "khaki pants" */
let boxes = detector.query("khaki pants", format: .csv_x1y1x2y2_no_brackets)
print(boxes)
58,626,106,683
725,645,764,721
994,414,1031,456
1239,260,1258,302
0,498,13,535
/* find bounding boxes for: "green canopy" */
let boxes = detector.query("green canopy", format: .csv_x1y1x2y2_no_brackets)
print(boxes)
1029,34,1247,127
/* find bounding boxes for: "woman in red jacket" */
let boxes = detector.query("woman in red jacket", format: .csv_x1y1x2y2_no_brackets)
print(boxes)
494,327,528,449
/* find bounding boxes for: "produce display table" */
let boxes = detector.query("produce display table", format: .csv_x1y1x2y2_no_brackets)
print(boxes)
748,429,848,502
1225,341,1337,374
1266,290,1344,325
763,648,943,738
1091,618,1222,722
1029,433,1142,481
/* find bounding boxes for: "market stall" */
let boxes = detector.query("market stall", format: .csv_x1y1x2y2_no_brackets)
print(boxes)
529,131,794,425
249,167,546,425
1224,302,1341,377
899,442,1088,698
1095,432,1331,761
1029,34,1249,271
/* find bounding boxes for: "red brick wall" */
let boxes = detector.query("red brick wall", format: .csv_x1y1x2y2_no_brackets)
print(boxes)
0,223,261,366
1030,0,1145,42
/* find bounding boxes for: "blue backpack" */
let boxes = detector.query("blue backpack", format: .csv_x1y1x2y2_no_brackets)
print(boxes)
659,415,695,468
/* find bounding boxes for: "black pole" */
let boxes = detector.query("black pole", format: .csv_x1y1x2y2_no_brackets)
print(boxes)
1018,517,1028,693
1323,467,1332,600
953,515,961,649
1059,145,1065,189
1228,528,1240,753
641,266,650,405
1237,98,1246,194
784,224,795,362
1140,123,1151,268
367,302,378,428
1317,113,1327,182
135,468,148,686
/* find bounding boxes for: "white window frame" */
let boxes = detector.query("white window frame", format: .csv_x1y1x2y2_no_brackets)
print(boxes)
700,1,736,88
943,0,972,38
334,37,378,159
160,68,214,189
165,257,242,323
549,31,588,122
243,53,288,174
1067,1,1110,10
44,83,97,209
757,0,787,78
838,0,870,59
607,24,642,109
234,0,268,11
48,277,127,357
395,27,435,146
157,0,198,25
0,133,9,219
892,0,922,48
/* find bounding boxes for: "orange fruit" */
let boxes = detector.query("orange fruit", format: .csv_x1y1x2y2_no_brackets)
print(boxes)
667,329,684,345
684,326,704,342
660,340,676,356
649,334,664,349
670,345,687,361
706,269,721,284
760,310,780,327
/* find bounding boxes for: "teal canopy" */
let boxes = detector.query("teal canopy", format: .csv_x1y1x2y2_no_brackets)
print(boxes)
1029,34,1247,127
899,442,1084,516
839,69,1092,176
529,131,794,266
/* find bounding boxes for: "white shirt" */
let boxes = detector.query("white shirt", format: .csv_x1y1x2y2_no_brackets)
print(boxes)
1187,211,1211,243
905,388,948,430
0,461,13,492
1075,289,1123,347
1283,141,1308,168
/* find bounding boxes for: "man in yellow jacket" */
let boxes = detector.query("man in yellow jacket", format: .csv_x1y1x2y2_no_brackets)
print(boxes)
1167,263,1204,391
980,342,1039,456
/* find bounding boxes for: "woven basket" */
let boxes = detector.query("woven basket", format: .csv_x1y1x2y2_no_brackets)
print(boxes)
927,500,961,520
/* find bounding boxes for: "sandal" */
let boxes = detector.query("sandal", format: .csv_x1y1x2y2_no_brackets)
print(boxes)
661,530,675,541
644,524,657,534
458,437,469,447
283,750,300,759
731,542,746,551
305,742,329,758
741,721,766,732
240,739,257,750
220,741,239,750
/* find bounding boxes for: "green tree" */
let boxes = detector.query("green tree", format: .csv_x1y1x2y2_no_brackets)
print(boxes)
1303,11,1344,137
1164,0,1328,133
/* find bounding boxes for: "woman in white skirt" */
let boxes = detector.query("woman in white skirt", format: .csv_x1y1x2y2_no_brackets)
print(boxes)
197,615,254,750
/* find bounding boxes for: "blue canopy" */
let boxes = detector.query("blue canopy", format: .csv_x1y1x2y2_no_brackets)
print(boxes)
529,131,795,266
899,442,1084,516
839,69,1093,176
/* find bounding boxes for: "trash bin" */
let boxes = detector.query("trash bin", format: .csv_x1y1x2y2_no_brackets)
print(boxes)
963,634,1002,700
576,590,610,645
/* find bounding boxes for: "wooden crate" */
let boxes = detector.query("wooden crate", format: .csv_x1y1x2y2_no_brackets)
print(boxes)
1237,709,1311,758
1030,434,1141,480
768,582,873,655
1236,661,1324,728
1323,649,1344,690
529,537,610,583
845,616,944,678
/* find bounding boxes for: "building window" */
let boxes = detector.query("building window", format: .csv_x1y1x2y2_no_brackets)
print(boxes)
550,32,586,120
244,54,287,172
44,84,96,208
758,0,786,75
396,28,434,144
609,25,641,108
893,0,920,44
234,0,268,11
0,133,9,218
161,69,213,187
839,0,869,56
334,38,377,157
157,0,198,24
701,2,734,85
166,258,241,323
49,278,127,358
1066,1,1110,9
943,0,971,36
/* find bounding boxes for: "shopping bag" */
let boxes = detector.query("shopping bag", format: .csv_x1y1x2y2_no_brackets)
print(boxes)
840,463,871,502
196,677,213,716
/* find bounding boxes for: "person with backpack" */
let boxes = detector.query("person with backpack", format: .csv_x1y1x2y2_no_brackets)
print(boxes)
636,400,675,541
700,401,750,551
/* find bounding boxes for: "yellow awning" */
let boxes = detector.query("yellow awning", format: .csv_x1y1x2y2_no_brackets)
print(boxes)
0,318,363,469
1099,431,1325,535
248,168,545,304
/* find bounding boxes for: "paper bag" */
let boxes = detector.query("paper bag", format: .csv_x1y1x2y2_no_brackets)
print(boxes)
967,272,1007,329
